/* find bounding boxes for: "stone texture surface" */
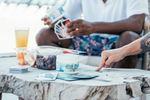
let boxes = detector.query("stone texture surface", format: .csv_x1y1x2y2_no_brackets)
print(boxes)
0,57,150,100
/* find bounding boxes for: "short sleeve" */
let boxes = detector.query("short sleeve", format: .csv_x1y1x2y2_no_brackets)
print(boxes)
63,0,82,20
126,0,149,18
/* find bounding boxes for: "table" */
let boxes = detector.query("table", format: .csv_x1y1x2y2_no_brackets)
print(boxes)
0,56,150,100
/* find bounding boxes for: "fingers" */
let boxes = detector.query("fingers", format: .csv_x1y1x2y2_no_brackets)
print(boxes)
66,19,81,28
67,25,80,34
41,7,50,21
41,15,49,21
69,29,80,37
44,20,52,26
96,54,114,70
95,63,104,71
66,25,75,33
41,15,52,26
105,57,113,68
95,53,108,71
66,21,74,28
66,20,82,36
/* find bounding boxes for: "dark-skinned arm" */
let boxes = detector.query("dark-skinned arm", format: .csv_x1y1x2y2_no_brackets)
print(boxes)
66,14,146,37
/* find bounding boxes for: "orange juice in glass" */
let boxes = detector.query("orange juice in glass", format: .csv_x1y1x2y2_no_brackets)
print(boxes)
15,27,29,47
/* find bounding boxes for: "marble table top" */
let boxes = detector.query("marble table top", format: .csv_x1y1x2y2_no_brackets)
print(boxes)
0,55,150,100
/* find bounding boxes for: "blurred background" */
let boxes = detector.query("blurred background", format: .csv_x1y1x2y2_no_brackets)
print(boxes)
0,0,150,100
0,0,150,53
0,0,67,53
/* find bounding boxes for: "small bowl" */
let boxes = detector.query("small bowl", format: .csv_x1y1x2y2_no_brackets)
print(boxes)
35,47,62,70
15,47,36,66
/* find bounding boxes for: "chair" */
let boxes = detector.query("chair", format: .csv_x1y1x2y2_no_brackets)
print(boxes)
142,15,150,70
139,16,150,100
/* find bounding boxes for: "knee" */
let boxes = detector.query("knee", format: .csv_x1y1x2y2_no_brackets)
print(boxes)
121,31,139,42
36,27,53,46
116,31,140,48
36,28,51,42
120,31,140,44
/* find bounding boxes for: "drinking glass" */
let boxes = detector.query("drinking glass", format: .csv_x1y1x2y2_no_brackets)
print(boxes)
15,27,29,47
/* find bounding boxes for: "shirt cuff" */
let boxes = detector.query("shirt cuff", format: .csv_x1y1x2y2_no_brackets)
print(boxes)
127,9,149,18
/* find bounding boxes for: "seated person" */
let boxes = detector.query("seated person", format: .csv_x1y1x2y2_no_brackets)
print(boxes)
36,0,148,68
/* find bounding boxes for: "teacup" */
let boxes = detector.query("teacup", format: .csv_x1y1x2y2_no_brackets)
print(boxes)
56,54,79,72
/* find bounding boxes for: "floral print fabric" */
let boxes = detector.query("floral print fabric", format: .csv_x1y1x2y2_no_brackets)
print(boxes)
68,35,119,56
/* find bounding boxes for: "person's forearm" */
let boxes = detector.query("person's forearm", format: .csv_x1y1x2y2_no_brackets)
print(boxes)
92,14,145,35
93,21,142,35
120,32,150,57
